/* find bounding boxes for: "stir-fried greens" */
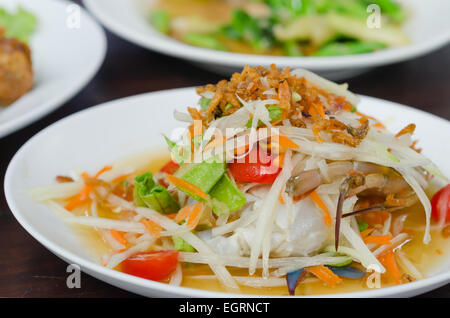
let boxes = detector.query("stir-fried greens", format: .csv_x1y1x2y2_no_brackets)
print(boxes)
0,6,36,105
32,65,450,295
147,0,409,56
0,6,37,43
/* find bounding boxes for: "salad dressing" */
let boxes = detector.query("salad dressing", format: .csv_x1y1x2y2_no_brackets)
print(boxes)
73,154,449,296
38,65,448,296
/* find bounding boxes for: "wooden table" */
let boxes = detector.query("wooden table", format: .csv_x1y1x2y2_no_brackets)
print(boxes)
0,15,449,298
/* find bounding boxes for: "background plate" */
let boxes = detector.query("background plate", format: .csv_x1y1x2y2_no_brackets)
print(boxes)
0,0,106,138
83,0,450,79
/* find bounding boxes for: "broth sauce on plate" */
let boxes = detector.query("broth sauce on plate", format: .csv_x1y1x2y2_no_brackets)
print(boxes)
70,153,449,295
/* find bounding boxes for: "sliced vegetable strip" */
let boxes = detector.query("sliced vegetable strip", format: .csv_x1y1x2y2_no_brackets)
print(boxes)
186,203,204,229
308,265,342,286
64,185,91,211
309,191,332,226
363,235,393,245
64,166,113,211
141,218,162,238
165,173,210,201
94,165,113,178
273,135,300,151
110,229,128,245
378,250,402,284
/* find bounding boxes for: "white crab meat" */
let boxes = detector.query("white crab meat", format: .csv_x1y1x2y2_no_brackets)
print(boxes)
199,197,331,257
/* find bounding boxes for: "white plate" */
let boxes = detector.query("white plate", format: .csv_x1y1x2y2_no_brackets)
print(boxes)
0,0,106,138
5,87,450,297
83,0,450,79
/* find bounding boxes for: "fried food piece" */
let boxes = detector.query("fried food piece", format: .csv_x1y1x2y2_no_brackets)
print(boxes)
0,35,33,105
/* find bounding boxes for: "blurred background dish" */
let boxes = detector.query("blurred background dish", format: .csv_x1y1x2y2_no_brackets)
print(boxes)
145,0,410,57
83,0,450,79
0,0,106,139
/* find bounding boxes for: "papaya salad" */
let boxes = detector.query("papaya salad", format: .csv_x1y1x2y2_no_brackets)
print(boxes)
31,65,450,295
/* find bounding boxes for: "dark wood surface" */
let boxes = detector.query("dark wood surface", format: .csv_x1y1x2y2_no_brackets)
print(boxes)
0,3,449,298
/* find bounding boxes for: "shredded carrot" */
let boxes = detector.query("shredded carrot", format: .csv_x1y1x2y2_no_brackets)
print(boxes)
308,265,342,287
436,249,443,255
360,228,375,238
110,229,128,245
342,104,353,112
186,203,204,229
94,165,113,178
140,219,162,238
355,111,378,122
279,192,285,204
166,213,177,220
174,202,204,230
401,228,415,235
314,103,325,118
363,234,393,245
373,122,386,130
165,173,210,201
395,123,415,138
175,204,195,223
378,250,402,284
276,135,299,150
64,185,91,211
309,190,332,226
64,166,113,211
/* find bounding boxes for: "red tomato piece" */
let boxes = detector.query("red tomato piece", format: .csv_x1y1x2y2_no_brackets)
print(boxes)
160,160,180,175
431,184,450,223
228,146,281,184
121,250,179,281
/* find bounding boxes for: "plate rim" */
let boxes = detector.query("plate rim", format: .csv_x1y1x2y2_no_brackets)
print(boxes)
0,0,107,139
5,87,450,298
82,0,450,71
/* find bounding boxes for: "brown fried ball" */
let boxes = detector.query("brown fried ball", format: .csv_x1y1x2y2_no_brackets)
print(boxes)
0,36,33,105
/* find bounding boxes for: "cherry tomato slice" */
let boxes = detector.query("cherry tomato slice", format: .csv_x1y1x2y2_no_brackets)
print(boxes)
431,184,450,223
160,160,180,175
121,250,178,281
228,146,281,184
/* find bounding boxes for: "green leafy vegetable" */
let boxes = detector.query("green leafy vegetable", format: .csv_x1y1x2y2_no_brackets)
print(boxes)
328,253,353,267
183,33,226,50
163,135,190,165
0,7,37,42
133,172,180,214
172,236,195,252
245,105,283,128
209,175,246,215
268,105,283,121
149,10,170,34
199,97,211,111
224,9,273,51
224,103,233,112
358,221,369,232
180,159,226,195
282,40,303,56
314,41,386,56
